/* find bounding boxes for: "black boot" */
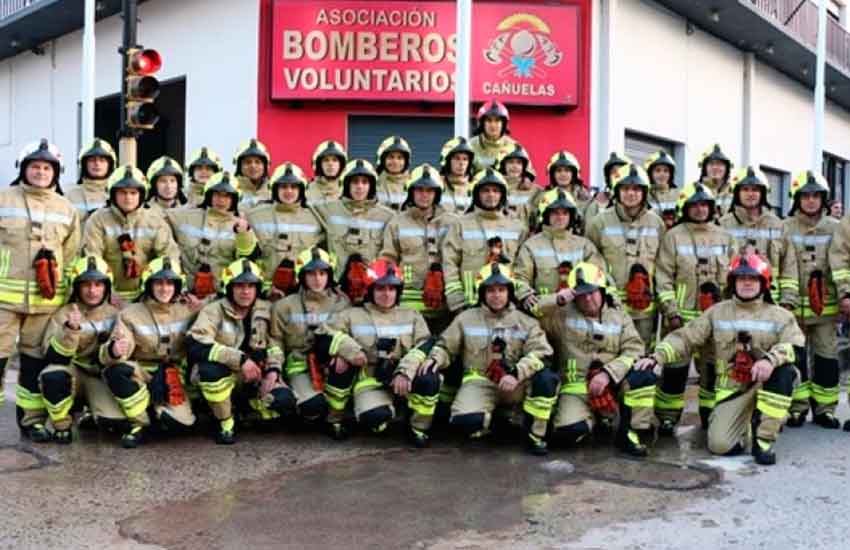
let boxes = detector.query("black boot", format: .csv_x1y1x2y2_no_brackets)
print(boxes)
22,422,50,443
526,433,548,456
752,438,776,465
121,426,144,449
658,418,676,436
409,427,430,449
617,429,648,458
786,411,807,427
813,412,840,429
53,428,72,444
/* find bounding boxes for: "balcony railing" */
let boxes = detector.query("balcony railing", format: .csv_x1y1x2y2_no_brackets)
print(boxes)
0,0,44,22
749,0,850,74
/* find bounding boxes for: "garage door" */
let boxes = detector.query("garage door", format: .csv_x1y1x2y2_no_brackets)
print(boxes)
348,115,454,168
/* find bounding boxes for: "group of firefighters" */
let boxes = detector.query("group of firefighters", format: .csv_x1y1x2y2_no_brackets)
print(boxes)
1,99,847,465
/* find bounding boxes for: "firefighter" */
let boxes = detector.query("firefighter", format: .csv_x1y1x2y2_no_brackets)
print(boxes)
584,152,631,225
1,140,81,439
831,193,850,432
38,255,125,442
514,188,604,316
496,144,541,230
248,162,325,301
637,254,804,465
719,166,795,304
375,135,412,211
99,257,198,448
315,159,394,306
784,171,841,428
470,100,516,173
318,258,437,446
585,163,665,349
699,143,734,216
145,156,187,214
546,150,592,222
645,150,679,230
185,147,223,207
380,163,456,334
419,263,556,454
82,165,179,304
655,183,736,432
66,138,116,221
442,168,529,312
167,171,259,302
233,138,272,210
306,140,347,207
439,136,476,215
270,248,350,430
187,259,295,444
537,262,655,456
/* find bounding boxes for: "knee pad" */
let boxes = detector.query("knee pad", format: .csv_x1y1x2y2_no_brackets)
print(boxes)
530,369,560,397
763,364,795,395
552,420,590,446
18,354,46,390
626,369,657,389
450,412,486,436
326,365,358,388
158,409,193,433
40,370,72,404
103,364,139,398
198,361,230,382
660,366,689,393
812,356,840,387
359,405,393,431
411,372,440,397
298,394,328,421
269,387,297,414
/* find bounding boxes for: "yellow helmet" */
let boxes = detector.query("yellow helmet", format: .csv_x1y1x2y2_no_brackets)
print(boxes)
496,144,533,181
547,150,582,187
603,151,631,188
77,138,117,180
220,259,264,294
270,162,308,204
107,164,149,203
341,159,378,200
311,140,348,178
537,188,578,226
439,137,475,176
644,150,677,187
676,182,716,221
295,247,337,286
376,135,412,174
146,156,185,203
233,138,270,177
567,262,608,295
698,143,733,179
202,171,241,212
471,168,508,210
186,146,223,178
729,166,770,208
475,262,515,304
404,163,444,207
68,254,113,304
789,170,830,215
611,163,650,204
141,256,185,299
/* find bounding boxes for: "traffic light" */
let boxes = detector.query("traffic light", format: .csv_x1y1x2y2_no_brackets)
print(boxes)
125,47,161,130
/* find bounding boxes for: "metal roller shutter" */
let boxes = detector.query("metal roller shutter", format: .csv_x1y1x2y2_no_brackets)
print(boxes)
348,115,453,167
624,131,675,171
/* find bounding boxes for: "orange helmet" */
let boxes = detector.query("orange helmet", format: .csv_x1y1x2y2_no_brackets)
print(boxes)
366,258,404,305
727,254,771,294
475,100,510,136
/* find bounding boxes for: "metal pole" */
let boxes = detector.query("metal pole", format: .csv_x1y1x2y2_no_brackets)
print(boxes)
119,0,138,166
813,0,827,172
454,0,472,138
81,0,96,154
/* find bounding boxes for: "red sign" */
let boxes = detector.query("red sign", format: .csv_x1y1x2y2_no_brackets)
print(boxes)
271,1,579,106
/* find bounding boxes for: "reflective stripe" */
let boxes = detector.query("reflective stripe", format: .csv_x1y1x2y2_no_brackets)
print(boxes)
15,385,44,410
44,393,75,422
756,389,792,419
651,200,677,211
712,319,779,333
0,207,72,225
600,226,659,238
623,386,655,409
462,326,529,339
398,226,449,238
461,229,521,241
532,248,584,264
49,336,75,357
134,319,191,337
351,323,414,338
560,381,587,395
200,374,236,403
80,318,115,335
101,225,158,239
565,318,623,336
790,234,832,246
0,249,10,278
408,392,439,417
810,382,840,405
252,222,321,235
328,215,386,230
675,244,728,257
115,385,150,418
727,227,783,240
177,224,235,241
523,394,557,420
288,312,331,325
73,200,105,212
377,191,407,205
654,387,685,411
507,195,531,206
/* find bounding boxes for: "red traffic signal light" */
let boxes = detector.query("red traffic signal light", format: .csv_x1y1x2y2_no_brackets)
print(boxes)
125,47,162,130
128,49,162,76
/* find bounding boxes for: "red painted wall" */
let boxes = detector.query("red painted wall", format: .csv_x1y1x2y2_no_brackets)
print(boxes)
258,0,593,186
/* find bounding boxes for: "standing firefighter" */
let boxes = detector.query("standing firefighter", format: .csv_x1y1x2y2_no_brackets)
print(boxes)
185,147,223,207
271,248,350,429
306,140,347,207
233,139,272,210
66,138,116,221
698,143,734,216
638,254,804,465
1,140,81,439
99,257,198,448
146,156,187,214
39,255,124,442
249,162,325,300
439,137,476,215
783,171,841,428
82,165,179,303
655,183,735,431
537,263,655,457
380,163,456,333
585,163,665,348
584,152,630,224
546,150,591,228
470,100,516,173
187,260,296,444
317,259,437,446
168,171,259,301
375,136,412,211
419,263,556,454
645,150,679,230
497,144,541,231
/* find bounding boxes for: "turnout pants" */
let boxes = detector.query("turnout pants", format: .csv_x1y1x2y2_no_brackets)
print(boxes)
350,368,441,434
103,362,196,432
39,364,124,431
197,361,295,426
790,322,839,417
655,345,716,427
0,310,51,417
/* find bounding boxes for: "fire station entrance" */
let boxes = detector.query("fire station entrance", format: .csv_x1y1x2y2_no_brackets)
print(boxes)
347,115,454,167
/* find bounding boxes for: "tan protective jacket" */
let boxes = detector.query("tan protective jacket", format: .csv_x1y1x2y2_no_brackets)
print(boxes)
66,178,108,221
315,198,395,277
186,180,205,208
43,302,118,374
702,177,733,217
828,214,850,302
236,175,272,211
247,201,325,282
469,134,516,173
306,176,342,207
504,175,542,230
376,172,410,212
440,175,473,215
783,213,839,323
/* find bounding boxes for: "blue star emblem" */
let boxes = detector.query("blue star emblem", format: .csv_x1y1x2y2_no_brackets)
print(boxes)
511,55,535,78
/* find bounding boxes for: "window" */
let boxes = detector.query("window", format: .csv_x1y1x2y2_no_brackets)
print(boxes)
348,115,453,167
624,130,680,185
761,165,789,216
823,151,847,206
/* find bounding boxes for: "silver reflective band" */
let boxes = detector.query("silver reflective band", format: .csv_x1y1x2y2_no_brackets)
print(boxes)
566,317,623,336
177,224,235,241
398,226,449,238
463,325,529,339
0,207,73,225
713,319,780,333
533,249,584,263
81,318,115,335
328,215,387,230
351,324,414,338
288,312,331,324
134,319,191,337
676,244,728,257
600,226,659,238
508,195,531,206
101,225,158,239
253,222,321,235
461,229,521,241
790,234,832,246
727,228,782,240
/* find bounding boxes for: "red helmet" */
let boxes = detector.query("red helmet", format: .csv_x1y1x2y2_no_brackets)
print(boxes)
476,100,510,137
727,254,771,291
367,258,404,289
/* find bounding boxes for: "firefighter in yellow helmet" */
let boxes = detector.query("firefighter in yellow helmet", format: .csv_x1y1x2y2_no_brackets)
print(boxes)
547,150,592,222
514,188,604,317
99,257,199,448
39,255,125,442
645,150,679,230
637,254,804,465
185,146,223,207
783,171,841,428
166,170,259,302
145,156,187,214
317,258,436,446
584,151,631,224
270,248,350,429
1,139,81,439
536,262,655,456
233,138,272,210
699,143,734,216
315,159,395,305
439,137,476,215
66,138,116,220
306,140,347,207
496,144,542,230
248,162,326,301
82,165,179,304
585,163,665,349
654,182,736,432
375,135,413,211
419,263,556,454
187,259,295,444
470,100,517,173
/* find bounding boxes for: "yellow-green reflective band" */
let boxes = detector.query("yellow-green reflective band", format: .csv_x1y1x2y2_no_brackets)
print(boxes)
15,385,44,410
248,398,280,420
756,389,792,419
676,284,687,308
792,380,811,400
116,288,142,301
403,264,414,285
658,290,675,303
354,375,383,394
810,382,839,405
462,371,489,384
654,388,684,410
463,271,475,305
286,356,307,376
199,374,235,403
523,394,557,420
525,354,543,371
268,346,282,357
560,381,587,395
623,386,655,409
698,388,716,409
564,358,578,383
657,342,677,364
44,394,74,422
444,281,463,294
209,343,230,363
681,309,700,321
221,416,236,432
49,336,75,357
325,383,352,411
329,332,346,356
235,231,257,256
406,349,427,364
408,392,438,416
117,385,150,419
